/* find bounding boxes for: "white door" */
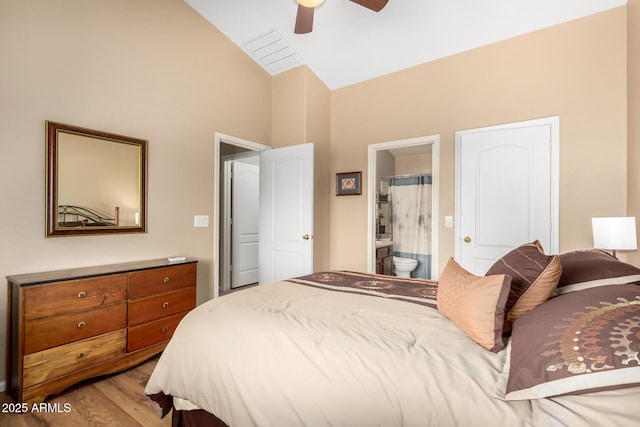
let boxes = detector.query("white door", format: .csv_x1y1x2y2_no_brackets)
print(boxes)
455,117,559,275
231,159,260,288
259,143,314,284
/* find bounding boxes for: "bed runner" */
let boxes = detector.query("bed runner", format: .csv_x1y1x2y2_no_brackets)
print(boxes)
287,271,438,308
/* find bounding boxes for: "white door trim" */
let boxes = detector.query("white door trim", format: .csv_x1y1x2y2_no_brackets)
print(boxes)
367,135,440,279
454,116,560,263
213,132,270,299
222,159,232,291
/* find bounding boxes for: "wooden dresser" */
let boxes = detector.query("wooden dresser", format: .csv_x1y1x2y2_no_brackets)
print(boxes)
6,258,197,404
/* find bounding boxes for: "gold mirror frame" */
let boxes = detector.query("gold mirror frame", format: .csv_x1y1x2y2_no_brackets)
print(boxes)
46,121,147,237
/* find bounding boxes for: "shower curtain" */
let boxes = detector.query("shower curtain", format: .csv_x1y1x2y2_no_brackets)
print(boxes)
389,174,432,278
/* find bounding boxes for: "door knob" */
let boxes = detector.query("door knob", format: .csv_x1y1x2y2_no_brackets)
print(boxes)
464,236,472,243
303,234,311,240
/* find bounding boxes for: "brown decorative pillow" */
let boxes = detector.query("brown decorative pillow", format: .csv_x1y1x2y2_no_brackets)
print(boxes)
485,241,561,333
437,258,511,352
501,284,640,400
556,249,640,295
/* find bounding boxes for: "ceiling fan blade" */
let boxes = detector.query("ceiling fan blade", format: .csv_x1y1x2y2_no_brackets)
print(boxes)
349,0,389,12
294,4,315,34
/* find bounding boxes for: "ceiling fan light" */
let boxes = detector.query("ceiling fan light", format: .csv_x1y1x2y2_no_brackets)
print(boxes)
297,0,325,7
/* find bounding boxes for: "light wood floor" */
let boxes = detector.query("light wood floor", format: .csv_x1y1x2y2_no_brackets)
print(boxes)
0,355,171,427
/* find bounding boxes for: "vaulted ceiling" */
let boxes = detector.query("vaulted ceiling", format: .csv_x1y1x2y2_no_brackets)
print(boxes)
185,0,627,90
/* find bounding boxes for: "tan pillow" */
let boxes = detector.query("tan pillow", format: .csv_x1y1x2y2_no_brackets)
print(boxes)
486,241,561,333
437,258,511,352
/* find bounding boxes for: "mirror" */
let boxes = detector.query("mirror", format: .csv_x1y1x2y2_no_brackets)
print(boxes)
46,121,147,237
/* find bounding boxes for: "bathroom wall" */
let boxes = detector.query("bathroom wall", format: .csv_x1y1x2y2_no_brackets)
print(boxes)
376,150,395,190
395,151,432,175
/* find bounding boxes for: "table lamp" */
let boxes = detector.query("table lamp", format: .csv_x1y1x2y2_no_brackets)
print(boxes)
592,217,638,258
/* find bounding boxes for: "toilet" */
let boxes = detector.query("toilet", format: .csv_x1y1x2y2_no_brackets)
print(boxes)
393,256,418,278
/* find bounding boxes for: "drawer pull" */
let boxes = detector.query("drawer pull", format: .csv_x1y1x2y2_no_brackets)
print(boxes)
163,277,170,284
77,352,86,359
161,326,169,333
162,302,169,309
77,321,86,329
78,291,87,298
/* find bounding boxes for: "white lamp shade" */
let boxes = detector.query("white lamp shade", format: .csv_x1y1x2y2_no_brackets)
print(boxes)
592,217,638,251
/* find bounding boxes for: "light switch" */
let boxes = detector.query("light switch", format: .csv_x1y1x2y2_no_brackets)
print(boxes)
445,216,454,228
194,215,209,227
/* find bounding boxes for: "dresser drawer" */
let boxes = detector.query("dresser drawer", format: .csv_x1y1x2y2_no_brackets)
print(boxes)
24,274,127,320
129,264,196,300
23,330,126,388
127,311,188,352
24,303,127,355
128,288,196,326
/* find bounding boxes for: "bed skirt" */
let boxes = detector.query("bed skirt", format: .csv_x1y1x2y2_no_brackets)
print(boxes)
149,392,228,427
172,408,227,427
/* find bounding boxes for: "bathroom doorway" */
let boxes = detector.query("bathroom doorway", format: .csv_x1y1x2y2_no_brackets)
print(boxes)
367,136,440,280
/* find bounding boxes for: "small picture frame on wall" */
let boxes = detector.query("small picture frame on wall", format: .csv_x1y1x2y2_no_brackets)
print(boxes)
336,171,362,196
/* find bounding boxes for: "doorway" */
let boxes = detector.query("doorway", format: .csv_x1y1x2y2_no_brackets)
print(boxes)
367,135,440,280
213,134,315,299
214,133,270,299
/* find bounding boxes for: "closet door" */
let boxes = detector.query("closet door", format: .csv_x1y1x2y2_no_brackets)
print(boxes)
231,159,260,288
455,117,559,275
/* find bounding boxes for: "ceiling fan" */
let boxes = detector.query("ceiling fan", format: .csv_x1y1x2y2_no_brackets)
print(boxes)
294,0,389,34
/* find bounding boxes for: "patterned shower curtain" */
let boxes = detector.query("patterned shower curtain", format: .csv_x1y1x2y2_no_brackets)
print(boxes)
389,174,432,278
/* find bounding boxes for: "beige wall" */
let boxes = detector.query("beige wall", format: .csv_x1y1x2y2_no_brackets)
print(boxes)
305,70,332,271
330,7,628,273
272,67,332,271
628,0,640,266
395,152,432,176
0,0,272,381
272,68,307,147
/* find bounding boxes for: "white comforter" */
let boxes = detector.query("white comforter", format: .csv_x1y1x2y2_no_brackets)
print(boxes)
145,280,638,427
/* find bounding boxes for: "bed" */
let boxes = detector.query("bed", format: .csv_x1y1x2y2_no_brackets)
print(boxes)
145,242,640,426
57,205,119,227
